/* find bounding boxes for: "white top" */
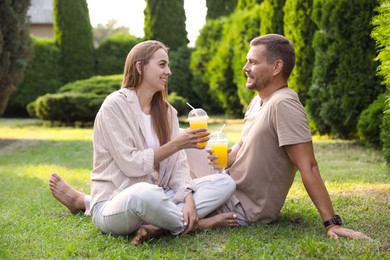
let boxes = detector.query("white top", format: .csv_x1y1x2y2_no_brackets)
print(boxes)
141,112,160,149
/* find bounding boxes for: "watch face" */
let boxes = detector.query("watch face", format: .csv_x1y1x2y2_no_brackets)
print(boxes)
334,215,342,225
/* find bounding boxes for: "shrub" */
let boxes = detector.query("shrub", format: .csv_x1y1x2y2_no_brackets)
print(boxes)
96,33,141,76
381,98,390,164
357,93,388,148
34,92,103,124
29,74,188,124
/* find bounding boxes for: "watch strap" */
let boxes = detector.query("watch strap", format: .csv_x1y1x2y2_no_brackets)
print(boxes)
323,214,342,228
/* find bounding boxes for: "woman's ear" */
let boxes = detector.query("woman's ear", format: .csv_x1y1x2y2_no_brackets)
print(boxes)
136,61,142,75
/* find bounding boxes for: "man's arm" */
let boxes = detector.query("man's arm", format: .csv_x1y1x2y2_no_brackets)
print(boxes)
284,142,370,240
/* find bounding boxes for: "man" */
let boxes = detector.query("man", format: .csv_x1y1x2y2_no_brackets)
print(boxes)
50,34,369,240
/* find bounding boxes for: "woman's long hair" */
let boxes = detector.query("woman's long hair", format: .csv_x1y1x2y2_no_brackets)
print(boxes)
121,40,171,145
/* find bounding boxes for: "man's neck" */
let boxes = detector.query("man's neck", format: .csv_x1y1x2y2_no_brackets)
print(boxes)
258,81,288,100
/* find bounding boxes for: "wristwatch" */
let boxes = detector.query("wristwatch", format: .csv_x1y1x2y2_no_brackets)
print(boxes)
323,214,342,228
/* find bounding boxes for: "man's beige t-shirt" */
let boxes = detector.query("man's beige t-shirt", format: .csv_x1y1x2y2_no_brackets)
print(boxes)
229,87,312,224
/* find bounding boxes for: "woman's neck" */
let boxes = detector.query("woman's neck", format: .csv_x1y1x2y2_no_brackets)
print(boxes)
136,86,154,115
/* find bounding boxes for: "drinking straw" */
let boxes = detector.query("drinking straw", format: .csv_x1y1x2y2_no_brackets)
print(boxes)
186,102,196,110
219,124,226,133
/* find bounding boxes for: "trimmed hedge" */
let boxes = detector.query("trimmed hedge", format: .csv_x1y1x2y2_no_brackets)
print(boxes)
28,74,189,124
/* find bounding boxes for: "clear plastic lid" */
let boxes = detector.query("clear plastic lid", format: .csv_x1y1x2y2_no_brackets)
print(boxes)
209,130,228,143
187,108,209,122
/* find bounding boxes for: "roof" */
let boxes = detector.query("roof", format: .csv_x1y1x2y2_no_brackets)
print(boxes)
28,0,53,24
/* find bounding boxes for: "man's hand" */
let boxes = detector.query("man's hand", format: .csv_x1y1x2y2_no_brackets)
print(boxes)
326,225,371,240
182,193,199,234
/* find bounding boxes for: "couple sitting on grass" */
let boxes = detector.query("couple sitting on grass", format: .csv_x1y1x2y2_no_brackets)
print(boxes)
49,35,370,246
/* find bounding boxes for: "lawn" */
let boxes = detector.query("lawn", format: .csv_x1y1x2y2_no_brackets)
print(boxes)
0,118,389,259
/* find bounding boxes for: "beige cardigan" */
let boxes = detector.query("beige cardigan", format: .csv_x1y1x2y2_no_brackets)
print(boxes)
90,88,196,213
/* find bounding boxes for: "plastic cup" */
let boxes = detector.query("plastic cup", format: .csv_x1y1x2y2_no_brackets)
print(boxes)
188,108,209,147
209,130,229,171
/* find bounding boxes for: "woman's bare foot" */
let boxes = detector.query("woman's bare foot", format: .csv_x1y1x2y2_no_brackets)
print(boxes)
130,225,167,246
198,212,239,229
49,173,86,214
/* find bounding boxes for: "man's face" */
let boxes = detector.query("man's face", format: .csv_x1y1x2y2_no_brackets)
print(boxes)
242,45,274,92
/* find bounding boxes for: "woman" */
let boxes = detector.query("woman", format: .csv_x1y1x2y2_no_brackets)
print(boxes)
84,40,236,245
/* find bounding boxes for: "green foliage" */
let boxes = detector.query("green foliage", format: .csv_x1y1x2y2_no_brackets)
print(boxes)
307,0,383,138
6,37,63,117
29,75,122,123
190,19,226,114
53,0,95,83
167,92,188,117
96,32,141,76
206,18,243,116
168,46,200,108
58,75,122,94
34,92,103,124
0,0,31,115
260,0,286,35
206,6,262,116
371,0,390,88
29,74,188,124
381,98,390,163
283,0,317,106
237,0,264,9
144,0,188,50
206,0,238,19
357,93,388,148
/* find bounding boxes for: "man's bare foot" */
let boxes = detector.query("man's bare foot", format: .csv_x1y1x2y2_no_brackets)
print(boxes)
49,173,86,214
198,212,239,229
130,225,167,246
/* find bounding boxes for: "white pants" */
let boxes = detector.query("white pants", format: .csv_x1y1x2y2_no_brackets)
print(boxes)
91,174,235,235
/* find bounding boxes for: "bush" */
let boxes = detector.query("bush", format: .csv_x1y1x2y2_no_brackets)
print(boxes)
58,74,122,94
381,98,390,164
5,37,63,117
29,74,188,124
357,93,388,148
34,92,103,124
96,33,141,76
28,75,122,123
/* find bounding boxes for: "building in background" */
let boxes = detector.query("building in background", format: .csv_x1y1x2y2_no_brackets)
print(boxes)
28,0,53,38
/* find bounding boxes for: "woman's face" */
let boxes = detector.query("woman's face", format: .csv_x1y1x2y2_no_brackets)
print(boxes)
141,48,172,93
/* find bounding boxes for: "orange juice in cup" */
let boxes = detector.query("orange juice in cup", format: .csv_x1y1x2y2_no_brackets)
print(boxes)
209,130,229,171
188,108,209,147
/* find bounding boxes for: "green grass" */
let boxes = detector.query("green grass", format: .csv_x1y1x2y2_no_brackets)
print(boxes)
0,118,389,259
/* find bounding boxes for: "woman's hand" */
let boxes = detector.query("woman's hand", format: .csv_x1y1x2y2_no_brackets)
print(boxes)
174,128,210,150
182,193,199,234
326,225,371,240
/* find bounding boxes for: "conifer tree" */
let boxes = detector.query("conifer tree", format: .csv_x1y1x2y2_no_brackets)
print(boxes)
53,0,95,83
283,0,317,106
206,0,237,19
260,0,286,35
307,0,382,137
0,0,31,116
144,0,188,50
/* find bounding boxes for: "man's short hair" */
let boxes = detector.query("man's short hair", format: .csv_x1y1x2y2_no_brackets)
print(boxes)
250,34,295,80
